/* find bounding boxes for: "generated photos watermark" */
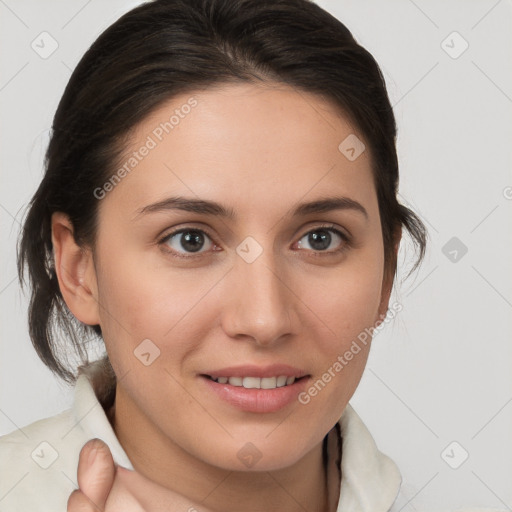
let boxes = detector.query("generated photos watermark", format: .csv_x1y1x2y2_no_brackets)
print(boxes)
93,96,198,200
298,300,403,405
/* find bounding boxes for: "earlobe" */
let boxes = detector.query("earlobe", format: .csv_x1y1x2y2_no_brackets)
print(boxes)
51,212,100,326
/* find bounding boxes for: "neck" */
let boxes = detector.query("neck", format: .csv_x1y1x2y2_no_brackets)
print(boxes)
112,384,331,512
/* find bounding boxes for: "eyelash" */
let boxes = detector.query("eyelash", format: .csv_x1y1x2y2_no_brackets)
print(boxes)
158,224,352,260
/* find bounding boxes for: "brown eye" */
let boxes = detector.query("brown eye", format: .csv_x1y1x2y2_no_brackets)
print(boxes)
160,228,214,257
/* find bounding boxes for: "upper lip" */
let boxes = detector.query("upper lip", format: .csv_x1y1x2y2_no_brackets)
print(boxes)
202,364,308,379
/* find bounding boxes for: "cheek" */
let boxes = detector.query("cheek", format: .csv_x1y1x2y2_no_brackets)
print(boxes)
297,245,383,403
94,249,223,372
307,249,384,352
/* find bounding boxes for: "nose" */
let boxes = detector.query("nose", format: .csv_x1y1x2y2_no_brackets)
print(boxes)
221,248,296,347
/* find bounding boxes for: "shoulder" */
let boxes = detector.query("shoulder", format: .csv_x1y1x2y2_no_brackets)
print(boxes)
0,409,89,511
0,361,132,512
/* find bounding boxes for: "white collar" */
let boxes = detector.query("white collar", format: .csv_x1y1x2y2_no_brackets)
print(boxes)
72,370,134,470
73,366,401,511
336,403,402,510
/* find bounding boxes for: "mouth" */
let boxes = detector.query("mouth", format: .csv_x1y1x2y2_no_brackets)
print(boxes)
202,374,308,389
198,365,310,413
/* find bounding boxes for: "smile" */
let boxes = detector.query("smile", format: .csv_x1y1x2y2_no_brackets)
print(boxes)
201,371,310,413
206,375,302,389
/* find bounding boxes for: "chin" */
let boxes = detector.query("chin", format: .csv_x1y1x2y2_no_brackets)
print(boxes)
195,437,314,473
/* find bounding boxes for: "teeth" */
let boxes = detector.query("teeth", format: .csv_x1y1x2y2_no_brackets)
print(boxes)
276,376,287,387
213,375,298,389
242,377,260,389
228,376,243,386
261,377,277,389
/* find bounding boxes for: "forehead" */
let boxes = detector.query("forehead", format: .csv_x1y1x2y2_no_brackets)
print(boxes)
103,81,377,221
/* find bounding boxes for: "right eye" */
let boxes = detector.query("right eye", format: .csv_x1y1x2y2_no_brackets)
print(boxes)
159,228,217,258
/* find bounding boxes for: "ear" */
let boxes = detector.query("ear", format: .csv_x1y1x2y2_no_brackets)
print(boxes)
51,212,100,326
376,225,402,326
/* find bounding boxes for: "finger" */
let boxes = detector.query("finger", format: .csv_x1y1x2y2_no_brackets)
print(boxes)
67,489,97,512
77,438,116,511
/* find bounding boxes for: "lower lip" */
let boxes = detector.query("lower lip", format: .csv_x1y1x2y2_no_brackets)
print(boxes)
200,376,309,413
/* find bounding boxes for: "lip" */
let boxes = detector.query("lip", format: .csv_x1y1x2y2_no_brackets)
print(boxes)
202,364,307,379
199,364,310,413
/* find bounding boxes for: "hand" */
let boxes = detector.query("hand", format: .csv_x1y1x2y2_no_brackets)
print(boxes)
67,438,214,512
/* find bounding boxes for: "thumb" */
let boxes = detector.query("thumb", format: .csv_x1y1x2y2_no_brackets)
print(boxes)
77,438,116,511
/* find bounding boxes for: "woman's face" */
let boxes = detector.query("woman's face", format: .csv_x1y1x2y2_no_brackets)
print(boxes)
87,82,393,471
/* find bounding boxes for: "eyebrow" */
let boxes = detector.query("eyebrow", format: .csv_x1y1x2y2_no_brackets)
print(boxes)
135,195,368,221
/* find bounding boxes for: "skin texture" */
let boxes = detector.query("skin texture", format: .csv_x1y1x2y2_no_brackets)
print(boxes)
54,81,401,512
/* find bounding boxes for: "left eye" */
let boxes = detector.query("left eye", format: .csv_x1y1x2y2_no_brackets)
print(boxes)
296,227,348,253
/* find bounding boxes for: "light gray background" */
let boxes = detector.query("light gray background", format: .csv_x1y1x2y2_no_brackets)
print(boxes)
1,0,511,510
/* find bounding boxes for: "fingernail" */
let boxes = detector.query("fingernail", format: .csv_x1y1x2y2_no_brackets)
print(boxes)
88,447,98,465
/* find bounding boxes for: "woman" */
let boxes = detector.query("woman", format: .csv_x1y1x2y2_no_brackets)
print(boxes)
0,0,434,510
